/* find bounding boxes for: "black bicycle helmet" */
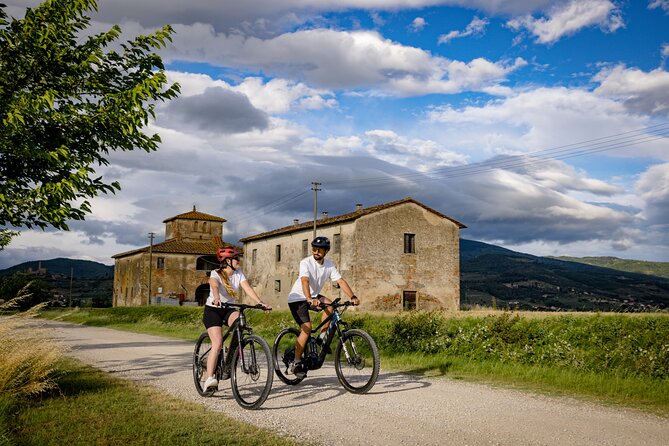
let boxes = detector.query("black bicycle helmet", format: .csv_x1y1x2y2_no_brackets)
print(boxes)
311,236,330,250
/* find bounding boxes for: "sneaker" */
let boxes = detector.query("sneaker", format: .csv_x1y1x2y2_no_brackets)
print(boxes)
204,376,218,390
291,361,306,378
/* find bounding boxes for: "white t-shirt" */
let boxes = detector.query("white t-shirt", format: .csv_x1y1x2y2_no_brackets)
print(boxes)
206,269,246,307
288,256,342,303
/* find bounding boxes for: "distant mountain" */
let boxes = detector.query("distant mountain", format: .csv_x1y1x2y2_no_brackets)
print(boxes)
0,258,113,279
548,256,669,279
0,258,114,307
3,246,668,312
460,239,669,312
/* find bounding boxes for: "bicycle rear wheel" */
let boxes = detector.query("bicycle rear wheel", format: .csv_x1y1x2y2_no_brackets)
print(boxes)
334,329,379,394
193,332,217,397
230,334,273,409
273,327,305,385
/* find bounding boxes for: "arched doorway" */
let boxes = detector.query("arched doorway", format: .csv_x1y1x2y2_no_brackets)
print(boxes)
195,284,210,306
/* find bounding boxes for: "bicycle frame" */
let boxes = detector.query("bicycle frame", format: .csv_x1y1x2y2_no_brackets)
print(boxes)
217,304,258,375
304,299,350,370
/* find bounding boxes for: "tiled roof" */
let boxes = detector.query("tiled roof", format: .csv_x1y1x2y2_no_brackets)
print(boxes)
240,197,466,243
163,206,227,223
112,237,240,259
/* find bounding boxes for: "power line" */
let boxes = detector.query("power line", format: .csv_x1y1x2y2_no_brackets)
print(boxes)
323,123,669,190
224,123,669,224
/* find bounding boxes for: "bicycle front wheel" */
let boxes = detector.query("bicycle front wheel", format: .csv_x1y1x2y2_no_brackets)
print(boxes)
230,334,273,409
334,329,380,394
193,332,216,397
273,327,305,385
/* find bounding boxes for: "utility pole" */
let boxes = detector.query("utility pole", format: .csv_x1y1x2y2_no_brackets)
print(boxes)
148,232,155,306
68,266,73,307
312,181,321,240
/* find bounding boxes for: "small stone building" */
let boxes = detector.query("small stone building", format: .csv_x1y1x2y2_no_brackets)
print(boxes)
112,207,236,306
240,197,466,311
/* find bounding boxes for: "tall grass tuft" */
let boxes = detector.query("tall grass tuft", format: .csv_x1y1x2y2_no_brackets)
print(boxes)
0,286,65,445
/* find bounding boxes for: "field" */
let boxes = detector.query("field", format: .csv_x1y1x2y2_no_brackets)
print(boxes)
2,305,668,445
39,306,669,410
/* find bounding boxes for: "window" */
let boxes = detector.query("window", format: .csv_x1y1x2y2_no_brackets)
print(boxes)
403,291,417,310
404,233,416,254
333,233,341,254
275,244,281,262
274,280,281,292
156,257,165,269
302,239,308,258
252,249,257,266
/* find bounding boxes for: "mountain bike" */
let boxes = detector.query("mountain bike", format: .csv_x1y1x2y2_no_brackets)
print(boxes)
193,303,273,410
273,298,379,394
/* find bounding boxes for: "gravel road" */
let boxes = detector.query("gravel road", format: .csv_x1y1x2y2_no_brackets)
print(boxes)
34,319,668,446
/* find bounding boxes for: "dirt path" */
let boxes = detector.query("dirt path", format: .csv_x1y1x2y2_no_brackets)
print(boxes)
36,319,668,446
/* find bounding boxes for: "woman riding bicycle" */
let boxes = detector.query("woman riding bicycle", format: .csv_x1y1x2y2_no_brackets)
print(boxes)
203,246,270,390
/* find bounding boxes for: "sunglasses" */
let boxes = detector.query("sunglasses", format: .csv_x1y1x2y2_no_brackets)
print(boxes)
232,256,241,261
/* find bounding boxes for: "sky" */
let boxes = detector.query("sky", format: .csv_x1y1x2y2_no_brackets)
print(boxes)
2,0,669,269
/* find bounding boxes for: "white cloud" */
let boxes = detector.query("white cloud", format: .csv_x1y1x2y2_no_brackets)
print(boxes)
514,159,621,196
636,162,669,225
427,86,669,161
385,57,527,96
164,27,526,96
438,16,489,44
165,71,336,114
364,130,468,171
507,0,623,44
296,131,468,171
594,65,669,114
408,17,428,32
297,136,365,157
649,0,669,14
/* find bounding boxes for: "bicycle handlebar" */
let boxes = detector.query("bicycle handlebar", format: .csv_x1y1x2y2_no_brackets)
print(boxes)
221,302,271,311
314,297,356,310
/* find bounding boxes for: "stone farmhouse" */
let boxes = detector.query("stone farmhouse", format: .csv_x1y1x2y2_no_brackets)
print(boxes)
240,197,466,311
112,207,237,306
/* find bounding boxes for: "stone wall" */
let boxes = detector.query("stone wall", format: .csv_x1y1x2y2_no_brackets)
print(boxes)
243,202,460,312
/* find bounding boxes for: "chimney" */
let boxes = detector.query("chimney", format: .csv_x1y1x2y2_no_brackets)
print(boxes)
322,211,328,219
355,203,363,211
293,219,299,226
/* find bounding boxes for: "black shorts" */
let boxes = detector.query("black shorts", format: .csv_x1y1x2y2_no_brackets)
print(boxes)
289,301,311,326
289,296,324,326
203,304,236,329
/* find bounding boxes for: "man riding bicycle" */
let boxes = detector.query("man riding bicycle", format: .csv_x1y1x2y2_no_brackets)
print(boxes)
287,236,359,378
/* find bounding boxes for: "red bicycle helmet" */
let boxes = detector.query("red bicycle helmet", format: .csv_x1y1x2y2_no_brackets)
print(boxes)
216,247,241,262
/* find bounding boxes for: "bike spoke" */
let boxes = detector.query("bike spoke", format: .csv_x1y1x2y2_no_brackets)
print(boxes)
231,335,273,409
335,329,379,394
273,328,305,385
193,333,216,397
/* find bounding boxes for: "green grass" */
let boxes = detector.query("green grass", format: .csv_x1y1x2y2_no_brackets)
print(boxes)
13,358,299,446
381,353,669,414
37,306,669,416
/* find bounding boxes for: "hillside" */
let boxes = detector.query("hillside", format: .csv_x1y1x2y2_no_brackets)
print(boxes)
0,258,114,279
2,246,668,311
0,258,114,307
460,239,669,312
549,256,669,279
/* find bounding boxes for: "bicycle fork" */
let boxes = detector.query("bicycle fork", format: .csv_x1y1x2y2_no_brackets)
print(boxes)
335,319,359,365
